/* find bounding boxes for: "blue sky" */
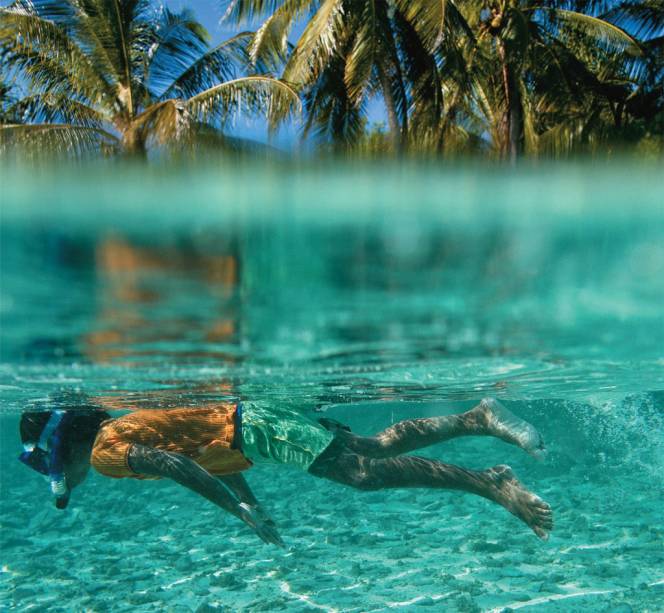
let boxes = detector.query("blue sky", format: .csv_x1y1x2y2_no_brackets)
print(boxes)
164,0,250,43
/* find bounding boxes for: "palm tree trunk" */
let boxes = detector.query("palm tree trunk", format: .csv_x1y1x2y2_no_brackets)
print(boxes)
508,76,523,163
121,126,147,159
614,102,624,129
498,41,523,164
378,65,405,155
391,59,409,152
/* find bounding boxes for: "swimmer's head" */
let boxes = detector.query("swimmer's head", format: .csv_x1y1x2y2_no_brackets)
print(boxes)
19,406,110,509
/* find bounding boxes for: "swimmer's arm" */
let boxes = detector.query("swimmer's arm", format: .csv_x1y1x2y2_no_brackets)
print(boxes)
218,473,259,505
218,474,278,529
127,444,284,547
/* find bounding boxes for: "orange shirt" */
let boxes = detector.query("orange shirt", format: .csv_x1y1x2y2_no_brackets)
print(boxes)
91,405,251,479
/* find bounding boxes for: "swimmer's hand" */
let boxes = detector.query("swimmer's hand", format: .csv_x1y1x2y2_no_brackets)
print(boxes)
127,445,284,545
238,502,284,547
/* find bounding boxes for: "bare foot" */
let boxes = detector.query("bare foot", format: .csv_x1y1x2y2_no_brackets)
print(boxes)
485,464,553,540
475,398,546,459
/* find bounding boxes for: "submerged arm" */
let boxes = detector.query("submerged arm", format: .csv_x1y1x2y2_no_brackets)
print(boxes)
218,473,278,530
218,473,259,506
127,444,283,546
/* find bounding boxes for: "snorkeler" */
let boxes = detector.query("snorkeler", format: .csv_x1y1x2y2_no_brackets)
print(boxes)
19,396,552,545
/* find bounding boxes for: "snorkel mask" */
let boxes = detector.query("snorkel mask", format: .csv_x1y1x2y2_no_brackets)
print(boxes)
19,410,70,508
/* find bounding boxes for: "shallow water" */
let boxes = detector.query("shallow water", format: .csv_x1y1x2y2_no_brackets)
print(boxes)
1,163,663,612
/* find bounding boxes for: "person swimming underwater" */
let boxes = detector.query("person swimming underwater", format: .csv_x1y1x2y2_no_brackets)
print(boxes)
19,395,552,545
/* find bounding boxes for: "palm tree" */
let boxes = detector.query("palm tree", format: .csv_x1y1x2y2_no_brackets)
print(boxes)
0,0,300,157
224,0,645,158
601,0,664,140
445,0,643,160
1,79,20,124
223,0,466,152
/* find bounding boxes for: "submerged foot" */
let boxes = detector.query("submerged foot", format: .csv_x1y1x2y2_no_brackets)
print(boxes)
486,464,553,540
476,398,546,459
318,418,352,434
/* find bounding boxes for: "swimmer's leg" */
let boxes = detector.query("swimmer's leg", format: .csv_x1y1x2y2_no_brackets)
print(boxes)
328,398,545,459
309,442,553,539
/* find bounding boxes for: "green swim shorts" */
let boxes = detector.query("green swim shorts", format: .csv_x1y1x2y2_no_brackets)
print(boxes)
239,402,335,471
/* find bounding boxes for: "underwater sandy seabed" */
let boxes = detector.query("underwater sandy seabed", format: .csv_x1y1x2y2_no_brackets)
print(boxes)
1,401,662,613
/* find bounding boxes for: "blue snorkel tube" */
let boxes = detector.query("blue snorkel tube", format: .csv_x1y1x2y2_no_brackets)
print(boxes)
19,410,71,508
47,414,69,507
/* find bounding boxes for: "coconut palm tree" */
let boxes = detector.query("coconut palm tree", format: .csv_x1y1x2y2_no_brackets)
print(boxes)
223,0,471,152
601,0,664,135
1,79,20,124
440,0,644,161
0,0,299,157
224,0,645,158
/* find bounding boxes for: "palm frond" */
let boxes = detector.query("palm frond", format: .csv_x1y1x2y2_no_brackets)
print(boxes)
4,45,113,108
185,75,300,128
7,93,107,126
282,0,345,86
344,2,383,104
5,0,77,25
160,33,253,101
397,0,446,50
64,1,126,86
249,0,311,66
602,0,664,41
469,65,502,149
0,122,119,156
71,1,132,89
141,7,210,99
0,77,22,123
395,0,473,52
250,11,291,67
0,7,117,104
302,52,366,147
392,9,443,142
221,0,297,26
532,8,643,55
537,115,593,156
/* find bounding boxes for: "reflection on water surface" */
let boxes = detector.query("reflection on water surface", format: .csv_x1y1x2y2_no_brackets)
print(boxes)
1,184,662,407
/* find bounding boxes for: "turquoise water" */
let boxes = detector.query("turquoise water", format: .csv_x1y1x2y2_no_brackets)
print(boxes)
1,163,663,611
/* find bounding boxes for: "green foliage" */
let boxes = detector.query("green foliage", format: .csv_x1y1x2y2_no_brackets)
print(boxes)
0,0,300,157
1,0,662,160
223,0,663,159
352,120,391,156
